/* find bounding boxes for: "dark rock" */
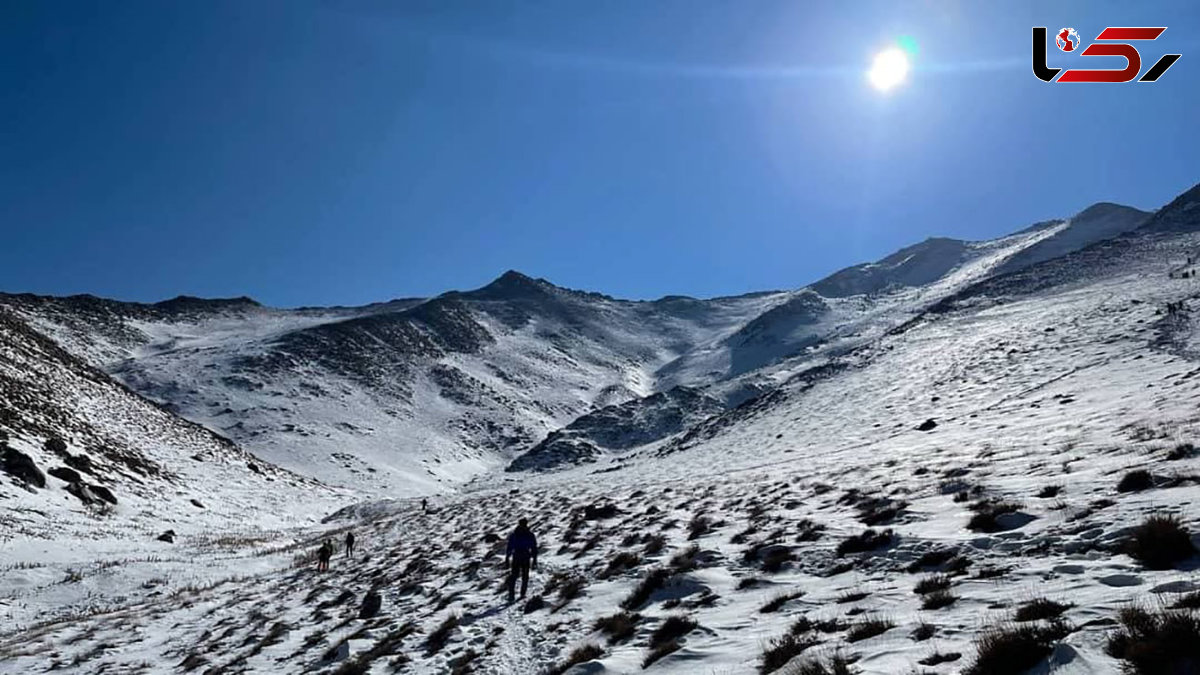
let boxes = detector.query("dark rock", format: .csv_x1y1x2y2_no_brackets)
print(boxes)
917,419,938,432
90,484,117,505
47,466,83,484
63,453,95,475
157,530,176,543
247,461,262,474
190,498,205,509
2,446,46,488
43,437,69,456
582,503,621,520
359,590,382,619
65,481,101,505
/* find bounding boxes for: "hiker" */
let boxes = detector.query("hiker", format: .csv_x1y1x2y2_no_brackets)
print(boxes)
317,539,333,572
505,517,538,602
422,497,428,513
345,531,356,558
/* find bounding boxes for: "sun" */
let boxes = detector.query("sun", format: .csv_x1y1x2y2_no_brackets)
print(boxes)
867,47,910,92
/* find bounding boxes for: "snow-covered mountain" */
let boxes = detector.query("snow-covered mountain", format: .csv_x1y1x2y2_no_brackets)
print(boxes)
0,305,341,548
0,201,1153,496
4,185,1200,674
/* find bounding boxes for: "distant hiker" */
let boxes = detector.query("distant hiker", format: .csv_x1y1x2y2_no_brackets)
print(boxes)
422,498,428,513
505,517,538,602
317,539,333,572
345,531,356,558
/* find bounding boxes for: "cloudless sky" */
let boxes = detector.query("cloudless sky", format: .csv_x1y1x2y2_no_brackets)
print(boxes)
2,1,1198,306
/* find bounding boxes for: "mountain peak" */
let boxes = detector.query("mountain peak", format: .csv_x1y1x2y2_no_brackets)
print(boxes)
468,270,557,301
153,295,262,313
1071,202,1148,223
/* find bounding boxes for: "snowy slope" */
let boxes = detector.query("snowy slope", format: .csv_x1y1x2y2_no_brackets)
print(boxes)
2,186,1200,674
0,204,1152,498
0,306,346,560
3,275,787,495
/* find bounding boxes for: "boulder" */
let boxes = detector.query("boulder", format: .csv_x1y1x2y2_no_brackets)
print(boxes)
359,591,382,619
63,453,95,475
90,484,117,505
190,498,205,509
47,466,83,484
2,446,46,488
65,482,101,505
916,419,938,432
157,530,176,543
43,437,69,456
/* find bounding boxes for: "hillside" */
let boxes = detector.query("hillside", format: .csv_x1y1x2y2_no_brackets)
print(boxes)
0,202,1150,496
5,186,1200,674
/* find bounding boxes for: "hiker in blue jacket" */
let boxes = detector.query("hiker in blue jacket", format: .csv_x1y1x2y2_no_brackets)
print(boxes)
505,518,538,602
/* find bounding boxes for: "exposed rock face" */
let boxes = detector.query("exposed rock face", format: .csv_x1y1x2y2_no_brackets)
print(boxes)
508,387,725,472
47,466,83,484
2,445,45,488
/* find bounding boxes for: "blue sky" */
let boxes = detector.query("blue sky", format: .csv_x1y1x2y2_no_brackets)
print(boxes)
2,1,1197,307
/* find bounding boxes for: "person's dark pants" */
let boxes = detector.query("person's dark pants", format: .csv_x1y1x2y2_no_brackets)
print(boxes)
507,559,531,601
346,543,354,557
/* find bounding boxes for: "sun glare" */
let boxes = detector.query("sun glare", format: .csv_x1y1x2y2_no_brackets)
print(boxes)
868,47,910,92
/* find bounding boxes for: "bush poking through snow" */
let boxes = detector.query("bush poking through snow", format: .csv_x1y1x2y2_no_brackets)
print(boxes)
759,632,821,674
1014,598,1071,622
642,615,698,668
761,591,805,613
845,617,893,643
910,622,935,641
906,548,958,572
643,534,667,556
548,643,604,675
762,547,796,573
601,551,641,578
963,620,1071,675
650,615,698,650
593,611,641,643
1117,470,1155,493
669,544,701,572
424,614,459,655
917,651,961,666
921,590,958,610
737,576,764,590
913,575,951,595
965,500,1022,533
521,594,545,614
642,640,683,669
1124,514,1197,570
837,591,870,604
621,567,671,610
1036,485,1063,499
836,530,895,556
1105,606,1200,674
688,515,713,540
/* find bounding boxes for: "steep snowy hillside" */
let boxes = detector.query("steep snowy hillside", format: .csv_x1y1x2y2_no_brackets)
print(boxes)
0,306,343,545
657,204,1145,398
